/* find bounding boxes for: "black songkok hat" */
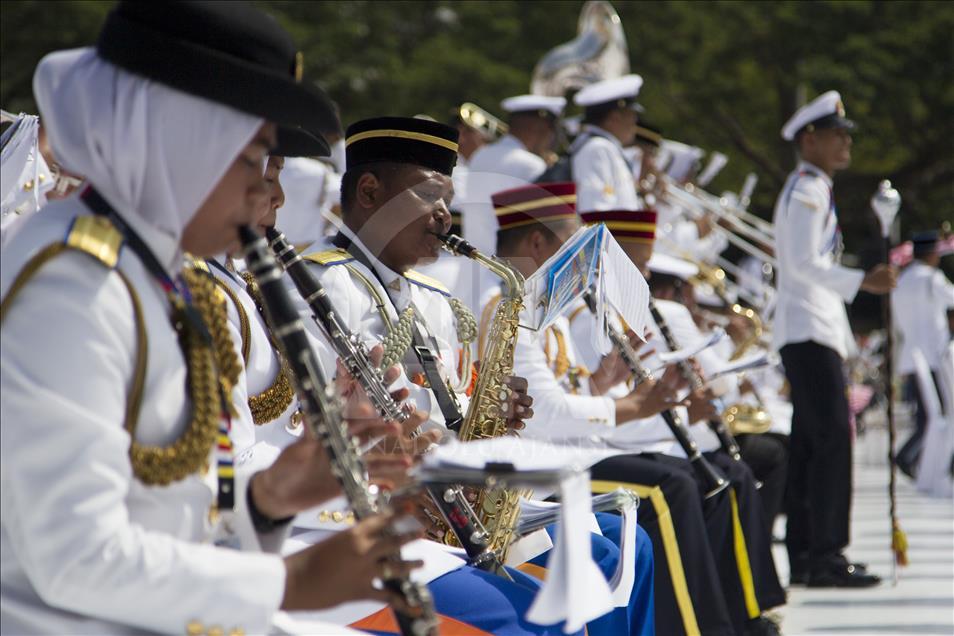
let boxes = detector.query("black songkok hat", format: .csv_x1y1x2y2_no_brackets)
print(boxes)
96,1,338,156
345,117,459,176
912,230,940,259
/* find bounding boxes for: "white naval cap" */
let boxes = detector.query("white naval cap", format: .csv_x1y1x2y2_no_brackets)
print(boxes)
781,90,855,141
500,94,566,118
573,74,643,108
648,252,698,280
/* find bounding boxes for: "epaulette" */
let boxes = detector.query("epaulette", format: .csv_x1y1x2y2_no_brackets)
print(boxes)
185,257,210,272
302,248,354,266
64,215,125,269
404,269,451,297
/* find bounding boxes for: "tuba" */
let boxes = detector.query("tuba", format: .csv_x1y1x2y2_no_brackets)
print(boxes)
530,1,629,97
437,233,527,561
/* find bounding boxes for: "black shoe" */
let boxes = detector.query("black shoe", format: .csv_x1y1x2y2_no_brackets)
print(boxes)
808,562,881,588
745,615,781,636
789,569,807,585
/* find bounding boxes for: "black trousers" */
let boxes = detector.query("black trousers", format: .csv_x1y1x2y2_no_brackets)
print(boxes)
591,453,736,636
705,451,786,615
780,340,852,569
736,432,789,528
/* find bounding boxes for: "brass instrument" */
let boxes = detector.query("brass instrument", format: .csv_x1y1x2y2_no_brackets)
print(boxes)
530,0,629,97
437,233,527,561
722,403,772,435
458,103,508,140
689,260,773,435
660,173,777,266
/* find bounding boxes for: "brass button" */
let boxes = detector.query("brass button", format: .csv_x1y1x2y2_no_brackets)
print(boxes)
229,629,246,636
22,180,34,192
186,621,204,636
208,626,224,636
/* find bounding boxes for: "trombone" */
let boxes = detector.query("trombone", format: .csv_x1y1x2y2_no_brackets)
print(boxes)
657,173,777,267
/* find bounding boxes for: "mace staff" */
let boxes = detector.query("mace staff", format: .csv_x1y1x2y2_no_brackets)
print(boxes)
871,179,907,579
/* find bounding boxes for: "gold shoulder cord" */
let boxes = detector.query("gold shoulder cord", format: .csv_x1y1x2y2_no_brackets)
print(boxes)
129,261,240,486
343,263,415,370
212,276,251,364
235,270,294,425
1,216,240,486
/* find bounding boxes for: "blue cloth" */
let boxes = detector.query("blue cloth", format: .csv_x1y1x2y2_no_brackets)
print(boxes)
527,514,655,636
597,512,656,636
425,564,585,636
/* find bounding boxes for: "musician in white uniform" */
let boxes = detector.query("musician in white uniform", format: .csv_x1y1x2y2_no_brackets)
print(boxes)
462,94,566,306
291,115,617,636
0,3,421,633
892,230,954,477
773,90,896,587
489,181,791,636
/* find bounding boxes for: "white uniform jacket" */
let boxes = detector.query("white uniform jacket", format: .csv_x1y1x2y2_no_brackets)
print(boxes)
892,260,954,374
294,227,471,433
571,126,641,215
208,257,303,455
1,202,285,635
772,161,865,359
463,134,547,256
566,299,718,455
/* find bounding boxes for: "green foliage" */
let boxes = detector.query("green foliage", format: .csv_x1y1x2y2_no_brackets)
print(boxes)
2,0,951,247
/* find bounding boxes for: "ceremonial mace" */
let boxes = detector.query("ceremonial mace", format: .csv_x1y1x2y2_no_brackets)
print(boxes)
871,180,907,579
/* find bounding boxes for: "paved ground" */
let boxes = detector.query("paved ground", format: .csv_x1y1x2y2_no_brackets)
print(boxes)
772,429,954,636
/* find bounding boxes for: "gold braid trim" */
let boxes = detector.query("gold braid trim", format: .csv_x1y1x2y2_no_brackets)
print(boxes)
129,263,240,485
343,263,414,371
549,326,571,378
239,270,295,425
213,276,251,365
448,297,477,392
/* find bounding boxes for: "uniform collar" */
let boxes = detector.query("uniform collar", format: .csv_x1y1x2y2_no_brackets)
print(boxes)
114,201,183,274
498,133,527,152
338,223,411,302
797,160,833,188
582,125,625,151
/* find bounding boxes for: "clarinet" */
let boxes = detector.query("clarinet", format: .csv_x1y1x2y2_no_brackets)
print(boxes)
265,227,510,579
584,292,728,498
648,299,744,462
238,226,438,636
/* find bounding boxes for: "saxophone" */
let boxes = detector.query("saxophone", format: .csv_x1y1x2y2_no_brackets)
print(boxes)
437,233,527,560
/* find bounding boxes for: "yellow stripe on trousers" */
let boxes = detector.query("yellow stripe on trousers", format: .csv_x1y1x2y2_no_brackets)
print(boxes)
729,488,761,619
591,480,701,636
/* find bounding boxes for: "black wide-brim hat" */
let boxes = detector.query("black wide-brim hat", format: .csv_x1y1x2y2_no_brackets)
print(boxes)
96,1,338,156
345,117,459,176
274,126,330,158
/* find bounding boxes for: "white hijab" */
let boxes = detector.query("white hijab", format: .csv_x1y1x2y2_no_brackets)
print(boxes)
32,48,262,268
